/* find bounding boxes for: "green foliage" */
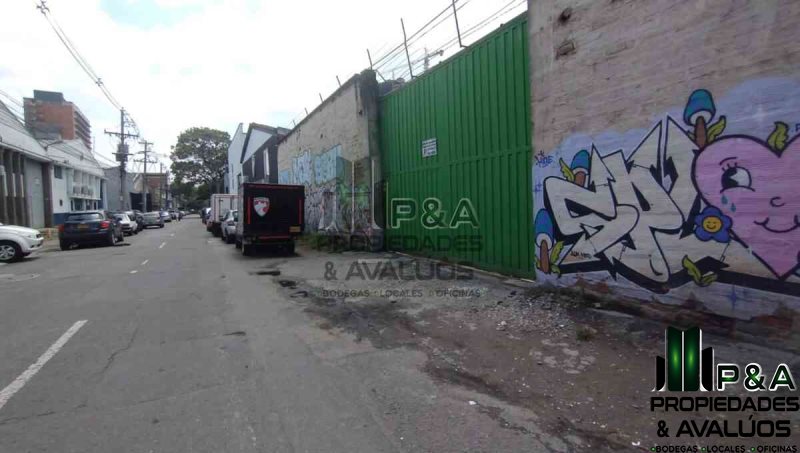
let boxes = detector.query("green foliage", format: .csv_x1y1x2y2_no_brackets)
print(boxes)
170,127,231,187
559,158,575,182
768,122,788,152
706,116,727,143
682,255,717,287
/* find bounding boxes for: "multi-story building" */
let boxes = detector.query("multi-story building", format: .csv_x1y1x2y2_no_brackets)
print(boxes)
226,123,289,192
23,90,92,150
47,140,105,223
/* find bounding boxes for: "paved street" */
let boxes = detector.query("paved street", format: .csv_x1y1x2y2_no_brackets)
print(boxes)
0,216,565,453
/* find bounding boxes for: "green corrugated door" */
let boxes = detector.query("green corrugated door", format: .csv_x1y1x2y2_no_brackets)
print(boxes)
380,13,533,277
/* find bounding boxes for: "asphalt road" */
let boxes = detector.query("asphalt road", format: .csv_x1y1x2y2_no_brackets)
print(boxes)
0,217,557,453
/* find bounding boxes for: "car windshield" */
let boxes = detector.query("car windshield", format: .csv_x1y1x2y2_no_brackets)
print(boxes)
66,213,103,221
114,215,128,221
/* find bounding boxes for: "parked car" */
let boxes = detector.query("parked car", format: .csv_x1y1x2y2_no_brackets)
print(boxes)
58,210,123,250
160,210,172,223
0,223,44,263
169,210,178,220
221,210,238,244
141,211,165,228
128,210,145,232
113,213,138,236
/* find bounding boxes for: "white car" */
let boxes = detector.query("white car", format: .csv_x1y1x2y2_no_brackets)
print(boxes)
113,213,138,236
221,210,238,244
0,223,45,263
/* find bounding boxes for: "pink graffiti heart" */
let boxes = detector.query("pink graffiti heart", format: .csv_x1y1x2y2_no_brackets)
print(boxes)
694,136,800,279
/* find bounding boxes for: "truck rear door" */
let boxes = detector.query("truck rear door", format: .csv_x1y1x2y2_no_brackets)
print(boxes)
242,184,305,239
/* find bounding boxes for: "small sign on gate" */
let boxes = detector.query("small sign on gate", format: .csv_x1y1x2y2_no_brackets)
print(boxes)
421,138,437,158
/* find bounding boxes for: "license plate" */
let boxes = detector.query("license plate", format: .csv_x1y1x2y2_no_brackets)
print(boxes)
290,226,301,233
78,224,89,230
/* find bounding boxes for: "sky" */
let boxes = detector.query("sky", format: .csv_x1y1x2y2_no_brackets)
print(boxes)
0,0,526,173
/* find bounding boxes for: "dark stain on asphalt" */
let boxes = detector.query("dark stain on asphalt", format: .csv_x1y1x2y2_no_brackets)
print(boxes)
278,280,297,288
223,331,247,337
250,270,281,276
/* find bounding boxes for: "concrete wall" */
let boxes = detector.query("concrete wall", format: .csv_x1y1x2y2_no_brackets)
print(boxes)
277,70,381,243
51,165,69,216
226,124,245,193
529,0,800,333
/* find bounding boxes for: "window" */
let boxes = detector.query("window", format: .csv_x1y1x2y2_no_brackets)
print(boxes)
54,165,63,179
66,213,103,221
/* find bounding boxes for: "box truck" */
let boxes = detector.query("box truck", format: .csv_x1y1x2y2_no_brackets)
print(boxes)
208,193,237,237
236,183,305,256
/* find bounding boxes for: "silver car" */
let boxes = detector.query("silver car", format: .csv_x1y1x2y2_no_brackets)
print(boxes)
221,210,238,244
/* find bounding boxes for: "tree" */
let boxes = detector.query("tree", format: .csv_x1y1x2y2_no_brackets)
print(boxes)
171,127,230,188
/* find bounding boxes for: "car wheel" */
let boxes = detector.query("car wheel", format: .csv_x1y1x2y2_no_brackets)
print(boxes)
107,231,116,247
59,240,70,251
0,241,21,263
235,239,241,249
241,242,249,256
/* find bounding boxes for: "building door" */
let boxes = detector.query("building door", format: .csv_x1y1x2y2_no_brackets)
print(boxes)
24,159,45,228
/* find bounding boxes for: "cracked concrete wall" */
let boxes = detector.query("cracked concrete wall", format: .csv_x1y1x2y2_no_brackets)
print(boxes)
529,0,800,340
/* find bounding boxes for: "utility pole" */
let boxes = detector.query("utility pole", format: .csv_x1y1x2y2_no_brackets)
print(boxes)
104,108,138,210
421,48,444,71
139,140,153,211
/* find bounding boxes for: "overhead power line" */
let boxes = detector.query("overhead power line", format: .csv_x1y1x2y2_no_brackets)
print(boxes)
33,0,145,148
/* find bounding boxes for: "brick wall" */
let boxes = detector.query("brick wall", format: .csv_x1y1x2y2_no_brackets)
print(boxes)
529,0,800,341
277,70,381,244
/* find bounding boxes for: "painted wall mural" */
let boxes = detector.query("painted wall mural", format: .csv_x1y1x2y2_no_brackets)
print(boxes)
280,145,372,235
533,78,800,315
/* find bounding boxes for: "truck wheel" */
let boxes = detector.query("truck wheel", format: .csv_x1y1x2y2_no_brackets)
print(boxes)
59,240,70,251
0,241,21,263
235,239,241,249
241,242,250,256
285,242,295,255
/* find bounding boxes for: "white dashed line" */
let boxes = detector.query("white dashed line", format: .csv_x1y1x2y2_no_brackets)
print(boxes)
158,242,166,249
141,260,149,266
130,270,138,274
0,320,87,411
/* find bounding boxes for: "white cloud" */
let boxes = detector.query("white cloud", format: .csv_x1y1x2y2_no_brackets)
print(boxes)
1,0,525,172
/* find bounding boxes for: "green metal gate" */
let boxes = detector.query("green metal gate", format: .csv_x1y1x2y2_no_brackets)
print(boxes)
380,13,533,277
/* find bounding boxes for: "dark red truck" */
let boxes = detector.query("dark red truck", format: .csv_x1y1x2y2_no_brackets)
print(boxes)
235,183,305,256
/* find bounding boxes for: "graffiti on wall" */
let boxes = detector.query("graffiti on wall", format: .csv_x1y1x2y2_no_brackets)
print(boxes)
280,144,372,234
534,82,800,299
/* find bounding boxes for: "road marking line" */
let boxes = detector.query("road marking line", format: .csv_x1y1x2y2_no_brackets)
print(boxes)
141,260,149,266
170,233,175,237
130,270,138,274
0,320,87,411
158,242,166,249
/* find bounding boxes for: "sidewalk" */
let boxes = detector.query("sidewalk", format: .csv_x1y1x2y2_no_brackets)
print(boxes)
260,246,800,451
